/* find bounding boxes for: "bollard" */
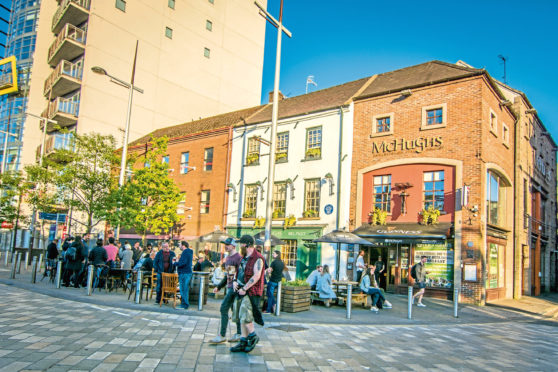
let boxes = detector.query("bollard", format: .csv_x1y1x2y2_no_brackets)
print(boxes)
16,252,22,274
10,253,17,279
38,254,44,273
4,251,9,266
24,252,29,270
453,288,459,318
346,283,353,319
408,286,413,320
56,260,62,288
31,257,38,283
135,270,143,304
275,280,282,317
86,265,94,296
198,275,205,311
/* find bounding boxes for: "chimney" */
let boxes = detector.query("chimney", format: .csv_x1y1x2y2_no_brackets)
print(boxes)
268,90,284,103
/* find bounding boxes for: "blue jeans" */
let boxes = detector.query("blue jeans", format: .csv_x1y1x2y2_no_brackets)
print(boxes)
178,273,193,307
156,272,162,302
266,281,279,313
365,288,385,307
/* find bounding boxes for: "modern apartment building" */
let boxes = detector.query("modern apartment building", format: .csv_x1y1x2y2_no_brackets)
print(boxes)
22,0,267,168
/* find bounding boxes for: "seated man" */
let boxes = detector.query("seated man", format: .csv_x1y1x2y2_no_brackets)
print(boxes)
194,253,214,272
306,265,322,290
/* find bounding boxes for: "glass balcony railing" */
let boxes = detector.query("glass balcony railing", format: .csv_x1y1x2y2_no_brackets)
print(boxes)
42,94,80,128
45,133,74,155
43,59,83,96
48,24,86,66
52,0,91,34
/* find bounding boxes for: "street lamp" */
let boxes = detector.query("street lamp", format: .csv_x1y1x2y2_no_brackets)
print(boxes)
0,129,18,174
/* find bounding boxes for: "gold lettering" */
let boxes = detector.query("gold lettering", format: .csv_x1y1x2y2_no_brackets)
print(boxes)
371,136,443,154
372,142,385,154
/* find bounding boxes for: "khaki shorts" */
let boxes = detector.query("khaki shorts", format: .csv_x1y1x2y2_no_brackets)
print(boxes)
232,296,253,324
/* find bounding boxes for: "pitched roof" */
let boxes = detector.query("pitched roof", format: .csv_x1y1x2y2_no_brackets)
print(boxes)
129,105,264,146
355,60,485,99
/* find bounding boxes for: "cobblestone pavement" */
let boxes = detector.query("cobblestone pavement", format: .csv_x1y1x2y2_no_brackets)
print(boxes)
0,284,557,372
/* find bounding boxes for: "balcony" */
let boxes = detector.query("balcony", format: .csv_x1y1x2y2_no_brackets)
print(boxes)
531,217,550,239
41,95,80,129
47,24,86,67
44,59,83,97
52,0,91,34
36,133,74,162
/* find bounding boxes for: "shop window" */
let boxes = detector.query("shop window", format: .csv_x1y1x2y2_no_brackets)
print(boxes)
305,126,322,160
373,175,391,212
206,20,213,31
421,103,447,130
371,113,394,136
203,147,213,171
489,109,498,136
272,182,287,218
486,243,504,289
115,0,126,12
303,179,320,217
281,239,298,268
246,137,260,165
276,131,289,163
423,171,444,211
243,185,258,218
200,190,210,214
180,152,189,174
486,171,507,226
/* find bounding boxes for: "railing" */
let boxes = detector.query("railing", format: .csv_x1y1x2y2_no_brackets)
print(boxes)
0,72,13,89
530,216,550,237
48,24,87,62
52,0,91,30
45,95,80,119
45,133,74,154
44,59,83,94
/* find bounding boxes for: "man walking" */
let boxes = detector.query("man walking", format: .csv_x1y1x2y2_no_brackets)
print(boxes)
210,237,243,344
230,235,265,353
264,250,284,314
45,238,59,277
412,255,429,307
356,250,365,283
176,241,193,309
153,242,176,304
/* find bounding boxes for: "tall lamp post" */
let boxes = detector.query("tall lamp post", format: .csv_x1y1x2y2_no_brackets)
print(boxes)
92,41,143,239
255,0,292,255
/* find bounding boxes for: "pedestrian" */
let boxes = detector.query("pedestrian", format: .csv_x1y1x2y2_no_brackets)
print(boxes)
89,239,108,289
359,265,392,312
175,241,193,310
119,244,133,270
63,235,85,288
153,242,176,304
356,250,366,283
412,256,429,307
104,237,118,268
45,238,59,276
264,250,284,314
374,256,385,288
132,242,142,266
230,235,265,353
194,253,214,272
306,265,322,290
210,237,243,344
316,264,336,307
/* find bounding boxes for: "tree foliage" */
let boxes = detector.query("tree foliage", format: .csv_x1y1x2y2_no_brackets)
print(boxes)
0,171,29,225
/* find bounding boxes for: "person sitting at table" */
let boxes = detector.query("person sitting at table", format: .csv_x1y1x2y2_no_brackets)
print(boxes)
360,266,392,312
119,244,133,270
194,253,214,272
211,263,225,286
316,265,336,306
306,265,322,290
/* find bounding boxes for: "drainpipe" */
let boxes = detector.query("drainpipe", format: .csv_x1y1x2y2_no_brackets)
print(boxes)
335,106,344,231
513,103,520,299
222,126,233,253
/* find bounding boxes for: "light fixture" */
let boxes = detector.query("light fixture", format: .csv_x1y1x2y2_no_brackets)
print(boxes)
255,181,264,200
91,66,107,75
286,178,296,200
226,183,237,202
323,173,335,196
400,89,412,97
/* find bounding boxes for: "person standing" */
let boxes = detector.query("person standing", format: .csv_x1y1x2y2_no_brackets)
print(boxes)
45,238,59,276
104,237,118,268
374,256,385,288
230,235,265,353
153,242,176,304
194,253,214,272
210,237,243,344
412,256,429,307
175,241,193,310
264,250,284,314
64,235,85,288
119,244,133,270
356,250,366,283
132,242,142,266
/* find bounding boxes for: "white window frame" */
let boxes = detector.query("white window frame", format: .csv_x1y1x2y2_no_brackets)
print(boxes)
421,103,447,130
502,123,510,147
371,112,394,137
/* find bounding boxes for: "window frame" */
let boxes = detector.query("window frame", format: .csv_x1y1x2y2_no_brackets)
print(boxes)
281,239,298,268
272,181,287,218
423,170,445,211
206,20,213,31
176,192,186,214
371,113,394,137
165,26,173,39
276,131,289,163
421,103,447,130
162,155,169,164
246,136,261,166
204,47,211,58
168,0,175,9
203,147,213,171
489,109,498,136
180,151,190,174
305,126,322,160
243,184,258,218
373,175,392,213
502,123,510,147
486,170,507,227
303,178,321,218
115,0,126,12
200,190,210,214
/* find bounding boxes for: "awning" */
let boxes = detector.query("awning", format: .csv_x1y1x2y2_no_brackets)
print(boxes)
352,223,452,245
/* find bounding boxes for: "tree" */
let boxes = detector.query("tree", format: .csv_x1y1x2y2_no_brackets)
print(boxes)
0,171,29,225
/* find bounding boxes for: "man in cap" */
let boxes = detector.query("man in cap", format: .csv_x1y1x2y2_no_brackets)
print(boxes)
230,235,265,353
209,237,243,344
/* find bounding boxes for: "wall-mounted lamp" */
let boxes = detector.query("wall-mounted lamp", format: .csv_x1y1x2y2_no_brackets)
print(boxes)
500,99,512,107
323,173,335,196
400,89,412,97
286,178,296,200
255,181,265,201
226,183,237,202
183,166,196,172
525,108,537,115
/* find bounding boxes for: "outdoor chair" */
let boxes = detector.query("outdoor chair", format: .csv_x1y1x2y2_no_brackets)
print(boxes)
160,272,179,308
149,268,157,301
127,270,152,301
93,264,109,293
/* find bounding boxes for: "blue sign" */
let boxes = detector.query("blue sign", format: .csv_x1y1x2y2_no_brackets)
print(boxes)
39,212,66,223
324,204,334,215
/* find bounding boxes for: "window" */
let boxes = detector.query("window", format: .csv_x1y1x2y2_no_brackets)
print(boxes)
246,137,260,165
281,239,298,268
243,185,258,218
273,182,287,218
177,193,186,214
423,171,444,211
276,132,288,163
180,152,190,174
303,179,321,217
486,243,504,289
115,0,126,12
165,27,173,39
200,190,210,214
204,47,210,58
305,126,322,159
206,20,213,31
373,175,391,212
168,0,175,9
489,110,498,135
372,113,394,136
486,171,507,227
502,123,509,146
204,147,213,171
162,155,169,164
208,0,214,3
421,104,447,130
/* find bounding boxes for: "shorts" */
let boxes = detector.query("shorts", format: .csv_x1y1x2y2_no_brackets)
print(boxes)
233,295,263,326
418,281,426,289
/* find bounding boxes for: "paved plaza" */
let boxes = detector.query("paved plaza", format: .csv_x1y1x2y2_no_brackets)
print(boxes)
0,284,557,371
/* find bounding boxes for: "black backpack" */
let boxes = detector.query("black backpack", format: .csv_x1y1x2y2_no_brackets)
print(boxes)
410,263,418,280
66,246,77,262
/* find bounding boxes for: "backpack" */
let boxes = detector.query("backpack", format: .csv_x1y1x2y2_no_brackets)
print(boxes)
410,263,418,280
66,246,77,262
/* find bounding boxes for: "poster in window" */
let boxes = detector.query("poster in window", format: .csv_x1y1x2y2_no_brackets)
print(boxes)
414,242,454,288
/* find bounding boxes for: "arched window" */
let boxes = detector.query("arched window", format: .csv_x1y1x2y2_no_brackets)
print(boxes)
486,171,507,227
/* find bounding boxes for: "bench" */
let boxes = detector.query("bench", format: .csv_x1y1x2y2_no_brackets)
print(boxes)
337,292,368,308
310,291,332,307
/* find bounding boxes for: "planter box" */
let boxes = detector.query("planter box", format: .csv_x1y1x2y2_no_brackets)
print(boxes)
281,285,311,313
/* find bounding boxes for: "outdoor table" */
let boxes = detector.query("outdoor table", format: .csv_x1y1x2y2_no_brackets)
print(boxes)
107,268,133,293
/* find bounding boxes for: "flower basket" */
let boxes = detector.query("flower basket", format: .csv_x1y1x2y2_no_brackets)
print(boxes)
303,209,318,218
253,216,265,228
283,214,296,229
246,153,259,165
305,148,321,159
420,206,441,225
275,152,287,162
243,209,255,218
369,207,387,225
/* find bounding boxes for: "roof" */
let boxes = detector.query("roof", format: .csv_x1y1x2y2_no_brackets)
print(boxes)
356,60,485,99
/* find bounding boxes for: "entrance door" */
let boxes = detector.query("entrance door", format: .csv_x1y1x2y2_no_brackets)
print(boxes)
386,244,411,292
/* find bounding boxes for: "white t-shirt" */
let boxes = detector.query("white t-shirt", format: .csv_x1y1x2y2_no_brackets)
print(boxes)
356,256,365,272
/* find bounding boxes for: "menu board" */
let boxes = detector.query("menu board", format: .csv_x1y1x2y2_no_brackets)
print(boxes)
414,243,454,288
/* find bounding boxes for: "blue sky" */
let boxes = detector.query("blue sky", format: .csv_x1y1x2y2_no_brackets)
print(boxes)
260,1,558,144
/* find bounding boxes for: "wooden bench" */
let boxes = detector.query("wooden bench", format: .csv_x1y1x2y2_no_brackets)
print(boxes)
310,291,332,307
337,292,368,308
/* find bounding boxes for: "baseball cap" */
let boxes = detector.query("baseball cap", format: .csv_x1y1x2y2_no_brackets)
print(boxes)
220,237,237,247
236,235,254,246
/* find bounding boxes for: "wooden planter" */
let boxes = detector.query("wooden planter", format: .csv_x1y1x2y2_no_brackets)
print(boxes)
281,285,311,313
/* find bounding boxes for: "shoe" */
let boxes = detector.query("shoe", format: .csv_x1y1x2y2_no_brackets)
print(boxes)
370,306,379,312
228,333,241,343
244,333,259,353
417,303,426,307
384,304,392,309
180,303,189,310
209,335,226,344
230,338,248,352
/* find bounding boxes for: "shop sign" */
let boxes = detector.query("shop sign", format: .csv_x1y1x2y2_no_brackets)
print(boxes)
1,221,13,229
372,136,443,154
414,243,454,288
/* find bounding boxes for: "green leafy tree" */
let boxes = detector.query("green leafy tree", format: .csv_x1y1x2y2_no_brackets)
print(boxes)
0,171,29,226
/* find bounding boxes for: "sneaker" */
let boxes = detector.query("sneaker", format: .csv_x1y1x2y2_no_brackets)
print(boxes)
228,333,241,343
230,338,248,352
384,303,392,309
209,335,226,344
244,334,259,353
370,306,379,312
417,302,426,307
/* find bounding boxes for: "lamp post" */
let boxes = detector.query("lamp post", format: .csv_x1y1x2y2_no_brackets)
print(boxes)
255,0,292,254
0,129,18,174
92,41,143,239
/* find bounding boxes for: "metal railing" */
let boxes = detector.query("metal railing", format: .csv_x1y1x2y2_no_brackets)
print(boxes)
52,0,91,30
44,95,80,119
44,59,83,95
48,24,87,62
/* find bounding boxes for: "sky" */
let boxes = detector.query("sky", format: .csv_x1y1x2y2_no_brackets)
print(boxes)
260,0,558,144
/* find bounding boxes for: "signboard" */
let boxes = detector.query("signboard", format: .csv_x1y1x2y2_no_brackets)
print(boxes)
1,221,13,229
324,204,334,215
414,243,454,288
39,212,67,222
464,264,477,281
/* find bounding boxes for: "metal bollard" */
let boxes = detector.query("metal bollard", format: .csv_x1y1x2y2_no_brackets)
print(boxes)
86,265,94,296
4,251,9,266
10,253,17,279
346,283,353,319
56,260,62,288
16,252,22,274
275,281,282,317
453,288,459,318
198,275,205,311
38,254,44,273
31,257,38,283
408,286,413,320
135,270,143,304
24,252,29,270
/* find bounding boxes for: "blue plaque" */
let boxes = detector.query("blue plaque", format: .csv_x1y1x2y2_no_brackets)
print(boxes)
324,204,334,215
